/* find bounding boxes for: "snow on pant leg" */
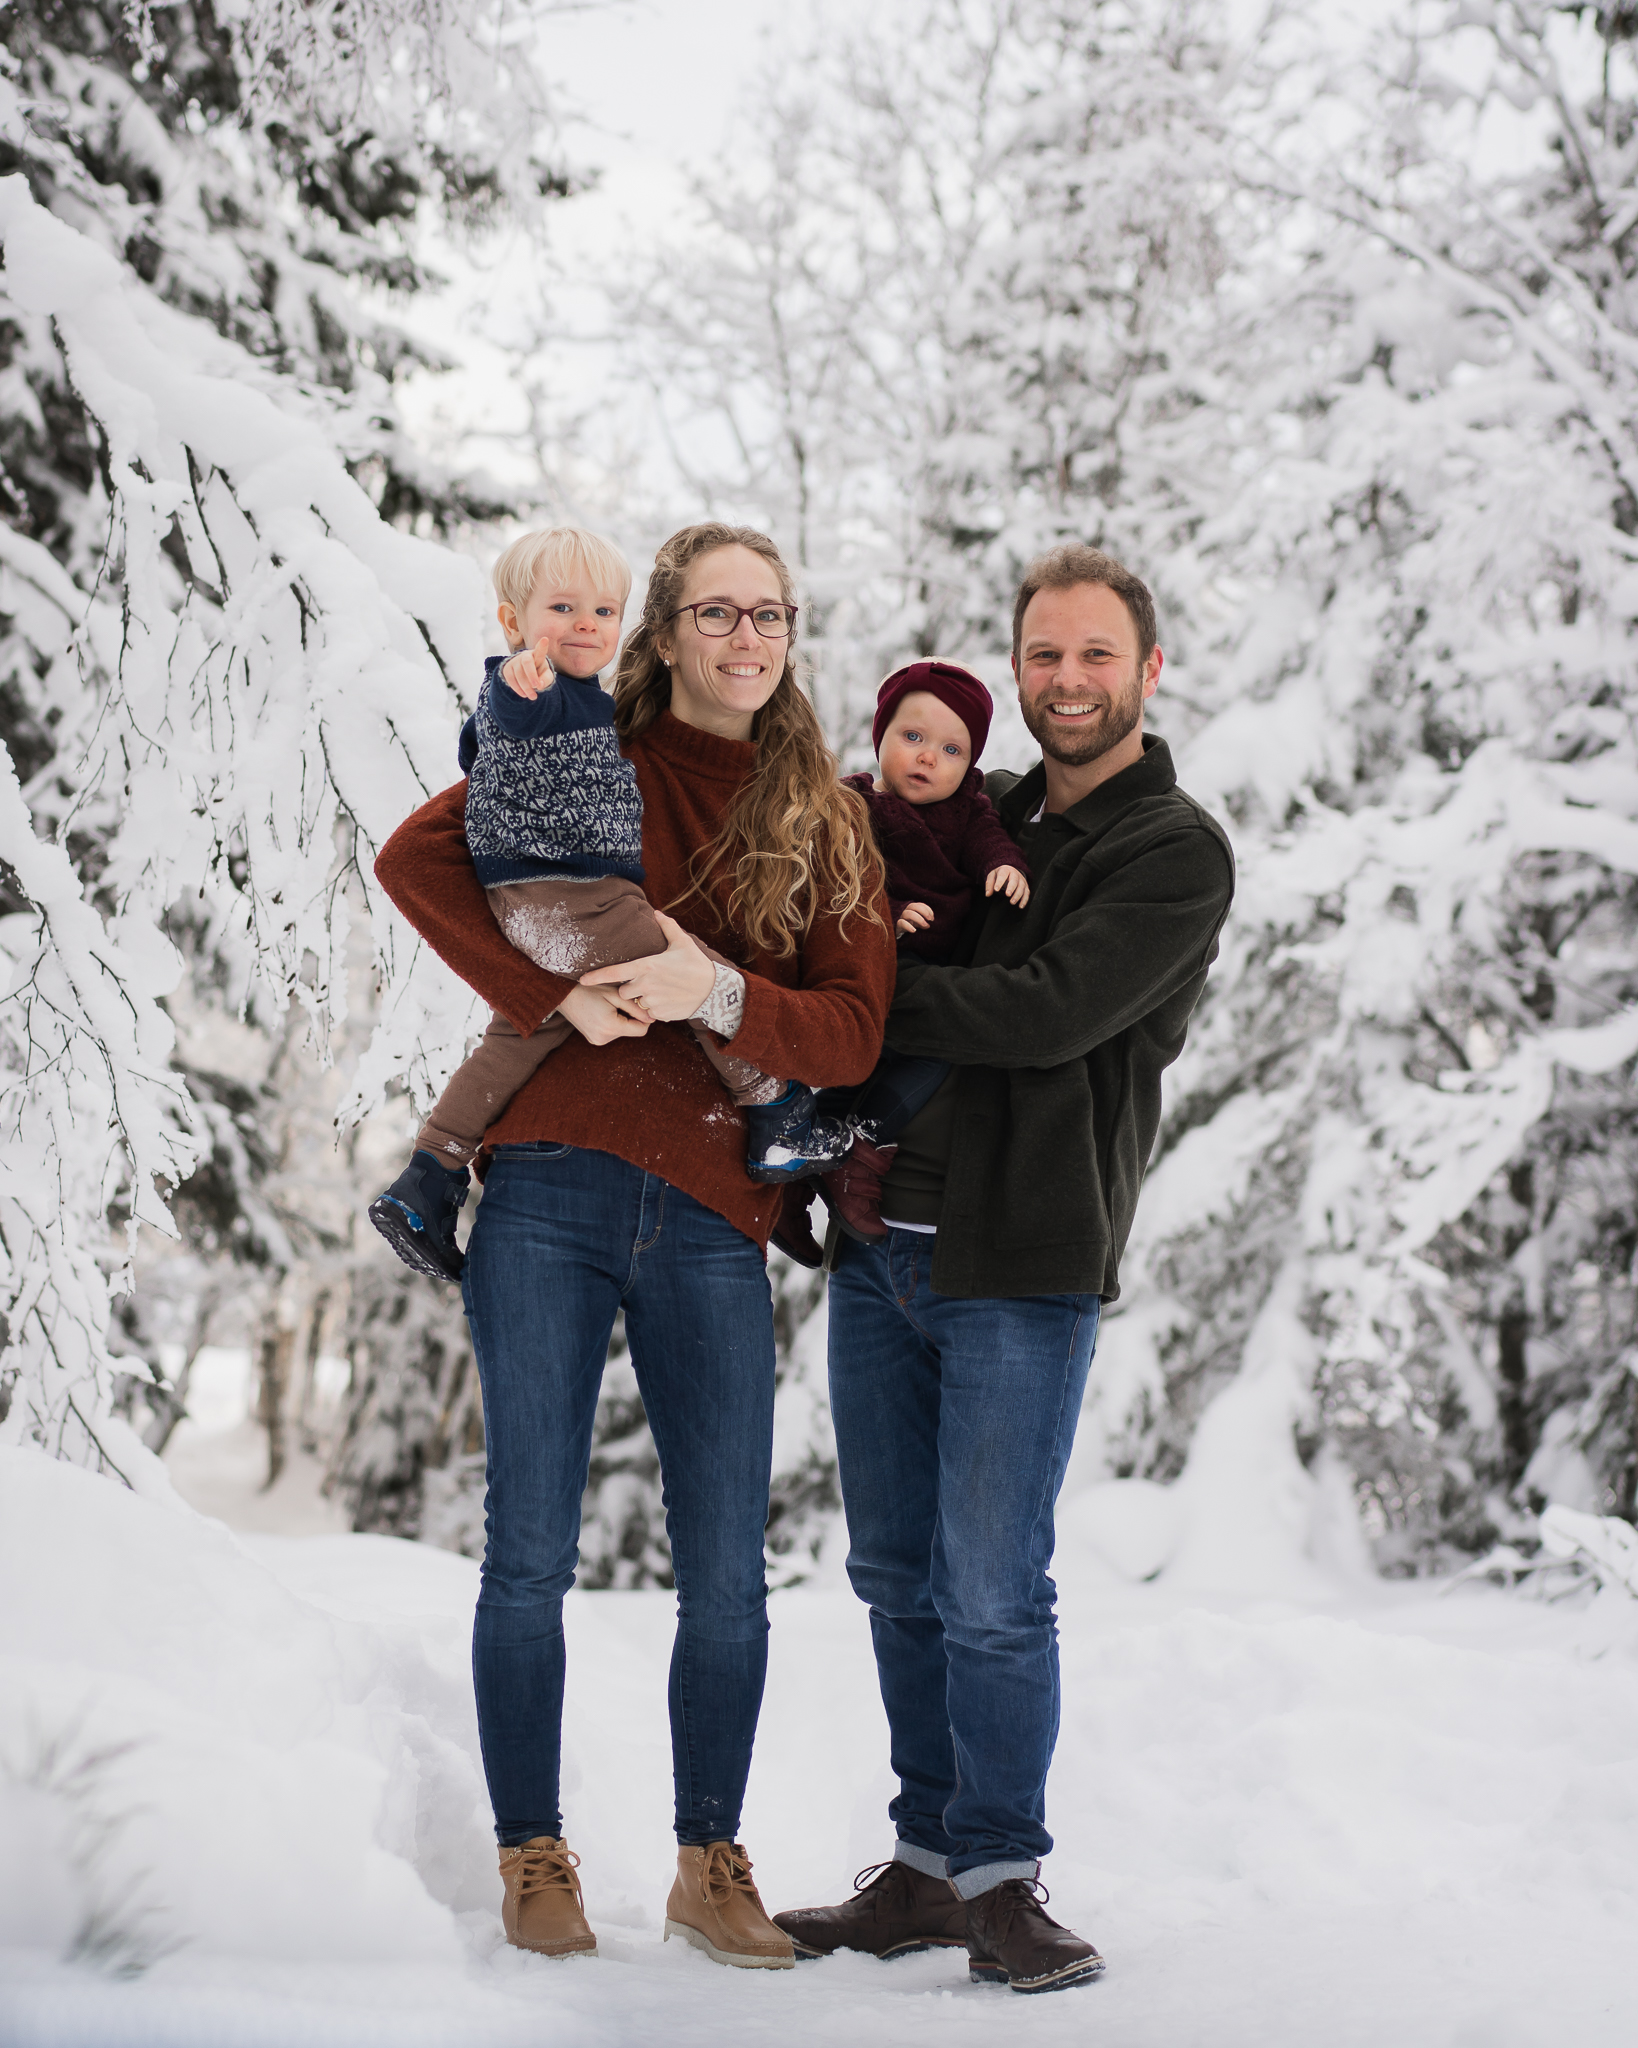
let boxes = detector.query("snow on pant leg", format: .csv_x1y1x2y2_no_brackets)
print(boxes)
415,1010,572,1166
487,873,670,977
620,1175,777,1845
415,875,667,1165
685,1007,784,1107
825,1231,956,1865
494,873,781,1107
681,935,784,1107
912,1278,1100,1892
462,1142,635,1845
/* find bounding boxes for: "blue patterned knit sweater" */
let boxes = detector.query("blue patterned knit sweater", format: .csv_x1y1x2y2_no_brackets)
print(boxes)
459,658,645,886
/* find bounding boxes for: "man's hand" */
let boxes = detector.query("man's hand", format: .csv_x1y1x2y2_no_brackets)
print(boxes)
554,982,650,1044
500,636,557,700
985,864,1030,908
579,912,717,1022
896,901,935,937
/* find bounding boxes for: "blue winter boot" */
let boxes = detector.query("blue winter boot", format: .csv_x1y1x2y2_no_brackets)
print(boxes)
368,1151,470,1281
744,1083,853,1184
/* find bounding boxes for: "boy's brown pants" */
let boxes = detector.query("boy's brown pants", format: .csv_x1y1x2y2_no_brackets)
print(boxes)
415,875,779,1168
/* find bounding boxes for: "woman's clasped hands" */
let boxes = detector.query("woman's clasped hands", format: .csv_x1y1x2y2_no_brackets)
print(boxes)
561,912,716,1042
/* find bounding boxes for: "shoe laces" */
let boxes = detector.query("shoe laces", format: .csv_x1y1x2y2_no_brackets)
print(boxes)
987,1875,1054,1931
697,1841,758,1907
511,1841,583,1904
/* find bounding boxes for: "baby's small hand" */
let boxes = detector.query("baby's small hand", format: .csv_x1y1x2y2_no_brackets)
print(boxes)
986,864,1030,907
896,901,935,936
500,634,558,701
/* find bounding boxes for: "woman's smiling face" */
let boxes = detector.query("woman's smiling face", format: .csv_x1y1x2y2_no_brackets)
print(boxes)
656,544,791,742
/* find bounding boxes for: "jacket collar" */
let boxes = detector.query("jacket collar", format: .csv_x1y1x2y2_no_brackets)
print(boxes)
999,732,1176,836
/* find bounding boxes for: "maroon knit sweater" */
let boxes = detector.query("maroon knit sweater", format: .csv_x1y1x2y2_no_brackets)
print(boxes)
377,712,896,1248
843,768,1030,962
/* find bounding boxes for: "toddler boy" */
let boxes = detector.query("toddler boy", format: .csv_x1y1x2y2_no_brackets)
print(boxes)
368,527,820,1282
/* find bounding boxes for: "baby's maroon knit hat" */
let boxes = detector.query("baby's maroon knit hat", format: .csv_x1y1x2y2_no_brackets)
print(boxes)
872,660,994,763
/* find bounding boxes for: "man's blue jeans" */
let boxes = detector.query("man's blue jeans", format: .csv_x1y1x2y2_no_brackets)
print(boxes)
827,1229,1099,1897
462,1142,776,1848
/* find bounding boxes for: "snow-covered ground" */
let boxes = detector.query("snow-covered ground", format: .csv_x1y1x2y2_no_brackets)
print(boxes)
159,1347,352,1538
2,1443,1635,2048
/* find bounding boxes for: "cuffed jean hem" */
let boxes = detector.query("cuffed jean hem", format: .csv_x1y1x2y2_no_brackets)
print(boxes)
893,1840,950,1880
950,1858,1041,1901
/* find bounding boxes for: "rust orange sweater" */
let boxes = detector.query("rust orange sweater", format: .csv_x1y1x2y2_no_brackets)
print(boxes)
374,709,896,1248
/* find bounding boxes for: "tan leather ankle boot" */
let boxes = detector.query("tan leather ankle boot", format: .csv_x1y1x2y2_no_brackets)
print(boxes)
664,1841,795,1969
498,1836,597,1957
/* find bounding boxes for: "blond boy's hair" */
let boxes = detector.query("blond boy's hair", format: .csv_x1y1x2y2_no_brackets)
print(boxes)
492,526,632,641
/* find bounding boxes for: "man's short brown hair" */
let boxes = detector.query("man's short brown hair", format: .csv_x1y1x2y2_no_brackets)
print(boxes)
1011,544,1157,669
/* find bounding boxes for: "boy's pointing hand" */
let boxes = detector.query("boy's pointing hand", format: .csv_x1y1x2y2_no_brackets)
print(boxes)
500,635,558,701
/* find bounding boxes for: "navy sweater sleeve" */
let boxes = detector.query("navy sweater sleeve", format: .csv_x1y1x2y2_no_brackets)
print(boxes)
485,671,579,739
458,659,612,774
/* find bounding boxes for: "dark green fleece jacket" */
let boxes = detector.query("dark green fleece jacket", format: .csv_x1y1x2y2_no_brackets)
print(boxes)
878,732,1234,1300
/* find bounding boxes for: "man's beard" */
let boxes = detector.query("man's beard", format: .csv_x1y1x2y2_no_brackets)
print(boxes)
1018,668,1144,766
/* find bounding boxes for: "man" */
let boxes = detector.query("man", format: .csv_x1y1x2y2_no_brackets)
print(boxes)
775,546,1234,1994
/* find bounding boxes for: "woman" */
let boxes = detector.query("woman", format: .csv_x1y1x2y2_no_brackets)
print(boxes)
375,524,893,1968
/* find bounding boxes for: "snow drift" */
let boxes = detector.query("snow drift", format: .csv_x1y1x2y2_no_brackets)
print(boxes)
4,1447,1638,2047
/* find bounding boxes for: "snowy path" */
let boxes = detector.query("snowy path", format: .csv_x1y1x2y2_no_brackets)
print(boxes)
2,1447,1635,2047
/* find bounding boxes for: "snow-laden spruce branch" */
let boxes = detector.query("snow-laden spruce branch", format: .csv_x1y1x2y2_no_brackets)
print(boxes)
0,169,488,1464
0,724,194,1474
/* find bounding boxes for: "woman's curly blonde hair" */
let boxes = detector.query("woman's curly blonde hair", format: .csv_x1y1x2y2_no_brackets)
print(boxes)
613,523,886,959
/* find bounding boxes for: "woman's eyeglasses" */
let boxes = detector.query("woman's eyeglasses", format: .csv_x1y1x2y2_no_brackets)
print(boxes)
668,601,798,639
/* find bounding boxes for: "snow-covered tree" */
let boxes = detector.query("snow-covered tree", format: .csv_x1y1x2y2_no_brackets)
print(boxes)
1127,0,1638,1564
0,0,578,1472
619,0,1638,1569
614,0,1281,759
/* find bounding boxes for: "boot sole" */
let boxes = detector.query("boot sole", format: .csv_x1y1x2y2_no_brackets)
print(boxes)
664,1918,796,1969
508,1935,598,1958
747,1157,840,1185
969,1954,1106,1993
368,1197,465,1282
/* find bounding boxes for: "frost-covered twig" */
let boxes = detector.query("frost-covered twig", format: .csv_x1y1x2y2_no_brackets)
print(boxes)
1540,1504,1638,1599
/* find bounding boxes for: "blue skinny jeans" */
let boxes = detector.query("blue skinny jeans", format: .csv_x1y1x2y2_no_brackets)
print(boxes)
462,1142,777,1848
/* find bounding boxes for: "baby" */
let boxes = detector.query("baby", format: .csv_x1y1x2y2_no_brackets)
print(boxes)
776,660,1031,1253
368,526,832,1282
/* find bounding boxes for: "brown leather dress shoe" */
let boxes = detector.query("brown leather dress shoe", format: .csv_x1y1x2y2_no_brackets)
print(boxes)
497,1837,597,1957
965,1878,1104,1992
665,1841,795,1969
773,1858,968,1960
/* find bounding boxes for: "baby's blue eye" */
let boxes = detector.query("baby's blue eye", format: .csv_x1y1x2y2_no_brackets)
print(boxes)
903,730,923,743
596,606,617,617
549,603,573,613
943,744,962,756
